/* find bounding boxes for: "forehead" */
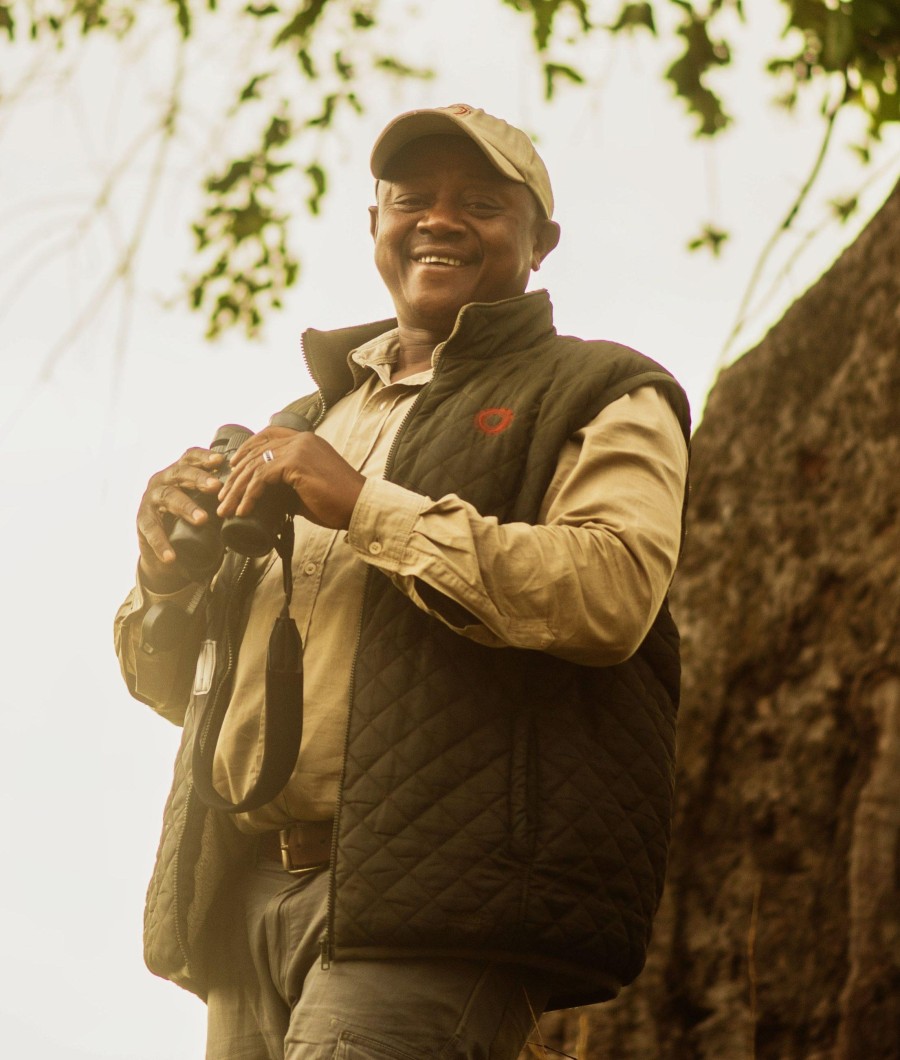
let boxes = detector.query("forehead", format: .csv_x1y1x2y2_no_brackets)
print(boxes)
381,134,515,186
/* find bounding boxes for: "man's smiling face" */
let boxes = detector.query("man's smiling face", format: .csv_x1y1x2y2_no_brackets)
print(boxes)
369,135,559,337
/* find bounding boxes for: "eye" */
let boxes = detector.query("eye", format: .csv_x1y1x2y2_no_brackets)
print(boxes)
394,194,429,210
467,199,501,214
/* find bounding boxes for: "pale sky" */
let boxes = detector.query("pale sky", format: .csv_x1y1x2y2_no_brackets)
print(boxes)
1,1,898,1056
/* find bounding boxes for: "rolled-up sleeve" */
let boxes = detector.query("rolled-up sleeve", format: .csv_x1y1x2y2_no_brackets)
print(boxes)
346,385,688,666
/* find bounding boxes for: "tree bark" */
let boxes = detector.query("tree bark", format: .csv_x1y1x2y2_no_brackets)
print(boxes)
531,179,900,1059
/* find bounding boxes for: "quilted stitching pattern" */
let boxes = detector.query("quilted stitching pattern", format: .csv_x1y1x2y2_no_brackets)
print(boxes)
329,298,688,999
143,556,257,997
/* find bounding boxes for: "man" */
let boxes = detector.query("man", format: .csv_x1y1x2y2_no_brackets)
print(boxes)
116,104,690,1059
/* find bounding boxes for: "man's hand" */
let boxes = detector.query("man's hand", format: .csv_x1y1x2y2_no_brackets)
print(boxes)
217,427,365,531
137,448,225,592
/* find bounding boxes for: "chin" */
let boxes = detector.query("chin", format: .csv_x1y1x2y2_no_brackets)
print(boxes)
407,299,468,331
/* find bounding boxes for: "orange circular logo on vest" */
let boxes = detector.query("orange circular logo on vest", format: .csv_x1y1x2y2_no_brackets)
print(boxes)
474,407,515,435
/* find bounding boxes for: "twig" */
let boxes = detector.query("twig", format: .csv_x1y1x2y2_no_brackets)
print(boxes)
524,1044,579,1060
718,79,847,365
0,37,186,443
522,987,579,1059
726,144,900,342
41,58,183,386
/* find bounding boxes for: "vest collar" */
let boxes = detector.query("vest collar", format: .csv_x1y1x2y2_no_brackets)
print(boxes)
301,290,556,409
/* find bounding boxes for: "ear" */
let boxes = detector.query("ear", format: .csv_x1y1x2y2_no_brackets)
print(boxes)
368,205,379,241
531,219,561,272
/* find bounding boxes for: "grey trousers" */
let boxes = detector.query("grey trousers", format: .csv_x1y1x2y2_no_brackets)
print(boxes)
205,860,552,1059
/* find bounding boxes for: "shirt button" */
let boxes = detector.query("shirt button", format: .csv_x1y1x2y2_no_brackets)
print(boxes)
303,562,317,576
368,541,383,555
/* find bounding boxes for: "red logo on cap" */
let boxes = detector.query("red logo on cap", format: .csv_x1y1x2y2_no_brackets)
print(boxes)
447,104,472,116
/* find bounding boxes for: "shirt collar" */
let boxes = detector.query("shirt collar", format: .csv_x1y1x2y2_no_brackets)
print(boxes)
349,328,435,388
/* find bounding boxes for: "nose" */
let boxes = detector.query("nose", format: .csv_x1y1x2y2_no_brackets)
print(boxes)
417,198,465,236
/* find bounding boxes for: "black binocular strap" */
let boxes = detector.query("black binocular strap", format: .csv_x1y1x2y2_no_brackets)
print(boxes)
191,520,304,813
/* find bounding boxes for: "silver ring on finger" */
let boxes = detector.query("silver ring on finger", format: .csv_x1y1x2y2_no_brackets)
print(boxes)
262,449,275,464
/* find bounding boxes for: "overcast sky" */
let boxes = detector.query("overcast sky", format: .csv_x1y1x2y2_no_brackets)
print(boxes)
1,1,898,1056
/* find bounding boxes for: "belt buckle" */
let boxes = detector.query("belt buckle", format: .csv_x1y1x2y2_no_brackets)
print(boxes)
279,826,326,876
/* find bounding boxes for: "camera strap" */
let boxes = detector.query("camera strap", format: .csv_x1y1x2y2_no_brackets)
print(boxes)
191,519,304,813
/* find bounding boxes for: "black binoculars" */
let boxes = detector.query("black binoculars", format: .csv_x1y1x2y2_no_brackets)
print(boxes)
170,417,310,581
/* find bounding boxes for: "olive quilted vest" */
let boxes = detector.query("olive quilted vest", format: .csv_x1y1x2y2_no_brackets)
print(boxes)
307,291,690,1008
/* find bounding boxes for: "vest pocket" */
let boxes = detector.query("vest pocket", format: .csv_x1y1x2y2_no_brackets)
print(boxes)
508,711,538,858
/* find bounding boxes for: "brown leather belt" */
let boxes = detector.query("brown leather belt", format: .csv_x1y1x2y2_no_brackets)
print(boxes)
258,819,334,875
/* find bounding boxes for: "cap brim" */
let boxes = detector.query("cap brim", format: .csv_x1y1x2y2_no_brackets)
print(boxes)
370,110,524,185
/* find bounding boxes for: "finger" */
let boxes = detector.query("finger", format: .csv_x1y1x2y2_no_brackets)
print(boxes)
137,507,177,565
228,438,286,488
148,482,211,523
231,427,296,470
151,448,225,488
183,446,226,466
153,461,222,498
218,458,277,517
177,447,226,481
231,433,270,468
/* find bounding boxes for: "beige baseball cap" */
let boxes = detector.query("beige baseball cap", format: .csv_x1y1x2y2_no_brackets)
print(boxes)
370,103,554,218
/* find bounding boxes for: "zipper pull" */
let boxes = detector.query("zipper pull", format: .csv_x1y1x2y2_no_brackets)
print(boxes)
319,934,332,970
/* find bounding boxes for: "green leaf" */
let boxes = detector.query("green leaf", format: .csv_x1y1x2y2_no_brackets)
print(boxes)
207,159,252,194
334,50,354,80
307,94,338,128
0,3,15,40
264,114,291,147
687,223,729,255
170,0,192,38
502,0,591,52
297,48,317,78
352,8,376,29
829,195,858,222
608,2,656,35
274,0,329,46
239,73,271,102
305,162,327,214
543,61,585,100
666,12,733,136
373,56,434,79
231,199,267,241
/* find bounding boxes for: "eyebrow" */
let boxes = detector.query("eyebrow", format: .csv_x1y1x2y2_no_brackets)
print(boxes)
381,174,514,195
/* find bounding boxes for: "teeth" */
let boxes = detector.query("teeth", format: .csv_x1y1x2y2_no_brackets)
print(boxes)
417,255,463,266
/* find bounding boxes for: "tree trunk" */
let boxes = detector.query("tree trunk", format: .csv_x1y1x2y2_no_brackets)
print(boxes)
531,179,900,1059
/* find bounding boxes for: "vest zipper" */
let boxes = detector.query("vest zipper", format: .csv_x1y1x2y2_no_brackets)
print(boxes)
320,347,443,969
300,333,330,427
320,564,369,969
301,329,343,969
